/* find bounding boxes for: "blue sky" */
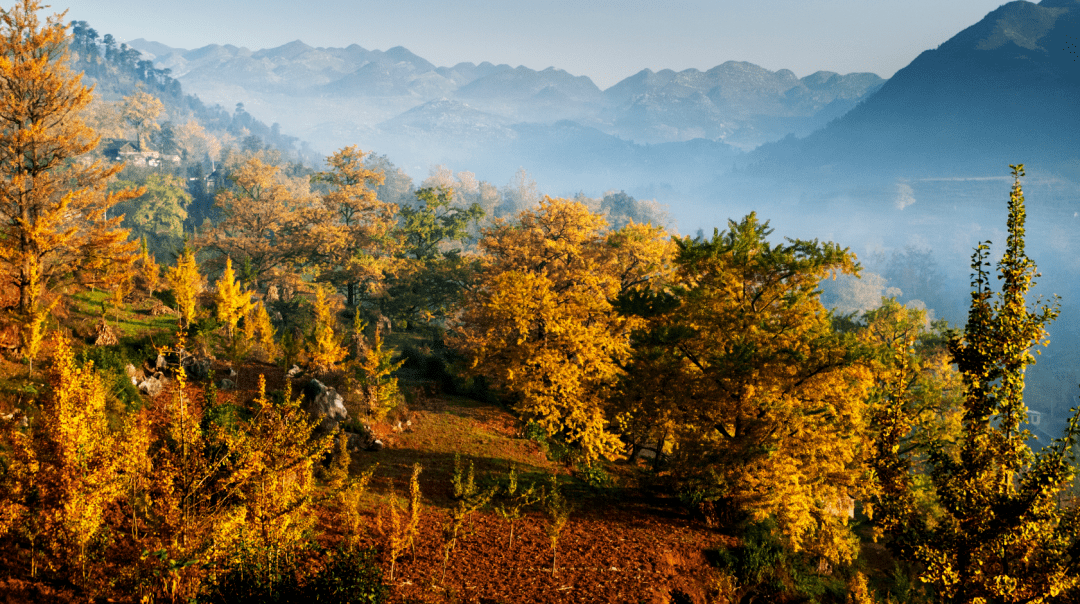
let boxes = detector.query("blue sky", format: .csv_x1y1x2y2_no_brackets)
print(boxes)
60,0,1009,88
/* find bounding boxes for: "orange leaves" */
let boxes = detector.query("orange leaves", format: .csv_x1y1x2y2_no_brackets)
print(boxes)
203,155,306,290
0,0,136,339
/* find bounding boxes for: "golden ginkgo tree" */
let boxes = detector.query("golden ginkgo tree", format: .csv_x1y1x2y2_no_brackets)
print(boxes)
451,197,674,461
873,167,1080,601
631,213,872,563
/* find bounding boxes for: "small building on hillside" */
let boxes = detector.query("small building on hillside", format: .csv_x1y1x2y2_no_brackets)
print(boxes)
102,139,180,167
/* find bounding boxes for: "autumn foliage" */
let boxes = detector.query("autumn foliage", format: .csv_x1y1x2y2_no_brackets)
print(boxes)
451,197,674,460
2,3,1080,601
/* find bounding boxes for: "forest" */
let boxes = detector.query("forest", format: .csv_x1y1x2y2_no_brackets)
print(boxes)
1,1,1079,603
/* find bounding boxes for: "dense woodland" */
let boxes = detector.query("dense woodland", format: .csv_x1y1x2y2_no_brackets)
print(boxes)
1,2,1079,603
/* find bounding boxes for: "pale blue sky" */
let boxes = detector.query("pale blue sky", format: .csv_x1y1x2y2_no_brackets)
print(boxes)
59,0,1010,88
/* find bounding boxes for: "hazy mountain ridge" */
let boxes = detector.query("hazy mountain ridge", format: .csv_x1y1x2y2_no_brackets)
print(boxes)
749,0,1080,179
127,36,884,158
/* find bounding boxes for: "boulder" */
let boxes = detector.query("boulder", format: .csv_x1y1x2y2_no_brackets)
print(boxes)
184,357,212,381
155,354,168,371
1,411,28,428
138,376,164,397
217,378,235,390
303,379,349,434
344,426,383,452
124,364,137,378
286,364,302,378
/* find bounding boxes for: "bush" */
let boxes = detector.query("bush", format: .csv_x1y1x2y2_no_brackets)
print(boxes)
575,461,614,489
199,545,387,604
707,519,847,603
198,544,304,604
76,345,142,412
309,547,388,604
398,344,457,394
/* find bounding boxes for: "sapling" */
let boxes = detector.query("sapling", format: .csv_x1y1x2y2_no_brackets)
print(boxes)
380,485,407,583
376,463,421,583
544,474,573,577
327,430,352,490
406,463,423,561
441,454,494,583
337,465,375,551
494,465,541,552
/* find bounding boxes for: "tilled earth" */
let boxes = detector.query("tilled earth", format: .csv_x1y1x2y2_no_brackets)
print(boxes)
345,499,719,604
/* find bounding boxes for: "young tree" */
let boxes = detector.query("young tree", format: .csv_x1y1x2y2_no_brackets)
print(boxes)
246,301,278,361
214,256,253,338
309,283,347,374
0,0,137,342
135,237,160,297
0,335,136,588
232,376,334,594
873,166,1080,601
168,241,203,329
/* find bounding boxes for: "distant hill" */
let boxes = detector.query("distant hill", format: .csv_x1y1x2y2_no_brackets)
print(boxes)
749,0,1080,179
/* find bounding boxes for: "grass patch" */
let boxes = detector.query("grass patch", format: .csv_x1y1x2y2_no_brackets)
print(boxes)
70,290,180,341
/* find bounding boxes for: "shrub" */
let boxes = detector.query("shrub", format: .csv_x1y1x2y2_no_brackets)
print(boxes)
309,546,389,604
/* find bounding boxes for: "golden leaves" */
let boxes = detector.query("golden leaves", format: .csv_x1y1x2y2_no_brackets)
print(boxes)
452,198,674,461
167,242,203,328
214,256,253,337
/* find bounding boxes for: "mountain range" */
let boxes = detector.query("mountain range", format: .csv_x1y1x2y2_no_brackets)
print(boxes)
127,37,885,160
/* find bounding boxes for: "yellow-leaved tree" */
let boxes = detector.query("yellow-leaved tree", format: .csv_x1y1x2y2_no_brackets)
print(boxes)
628,214,872,563
0,335,138,590
245,300,278,361
227,376,334,593
871,167,1080,601
214,256,253,338
0,0,137,352
309,283,347,374
135,236,160,297
120,90,163,151
202,154,307,292
168,241,203,328
305,146,399,307
450,197,674,461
